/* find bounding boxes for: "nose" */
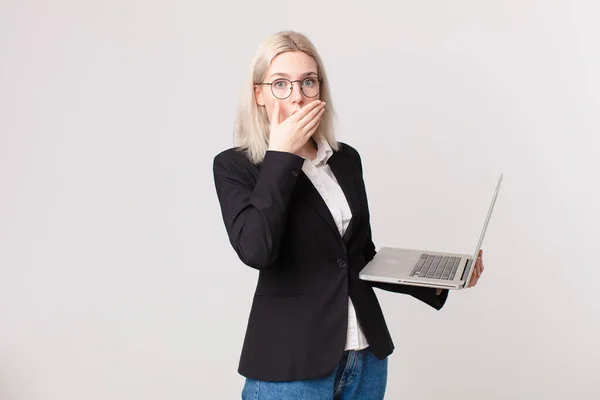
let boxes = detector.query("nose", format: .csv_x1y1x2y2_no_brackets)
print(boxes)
290,81,305,105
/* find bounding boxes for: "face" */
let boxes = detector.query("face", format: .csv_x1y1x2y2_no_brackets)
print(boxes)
254,51,321,123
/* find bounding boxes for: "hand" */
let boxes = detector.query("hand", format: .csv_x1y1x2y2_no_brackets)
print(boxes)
267,100,326,154
467,249,485,288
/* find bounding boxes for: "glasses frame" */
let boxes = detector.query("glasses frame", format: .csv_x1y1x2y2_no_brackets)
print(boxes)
255,77,323,100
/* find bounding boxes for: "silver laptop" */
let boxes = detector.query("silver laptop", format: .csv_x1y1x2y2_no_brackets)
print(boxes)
359,174,503,290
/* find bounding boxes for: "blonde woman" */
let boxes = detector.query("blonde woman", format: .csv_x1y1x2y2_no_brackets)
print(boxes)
213,31,484,399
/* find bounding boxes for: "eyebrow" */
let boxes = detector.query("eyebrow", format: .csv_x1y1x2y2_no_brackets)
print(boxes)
268,71,318,79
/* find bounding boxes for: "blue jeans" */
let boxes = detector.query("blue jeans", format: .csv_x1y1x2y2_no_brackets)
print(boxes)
241,347,388,399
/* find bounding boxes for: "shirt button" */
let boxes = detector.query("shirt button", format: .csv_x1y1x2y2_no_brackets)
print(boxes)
291,169,299,177
337,259,347,269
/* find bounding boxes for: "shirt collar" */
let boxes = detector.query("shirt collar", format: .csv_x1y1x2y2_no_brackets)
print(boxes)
313,139,333,166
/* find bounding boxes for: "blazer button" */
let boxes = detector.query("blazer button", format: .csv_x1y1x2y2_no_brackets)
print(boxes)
291,169,299,177
337,259,347,269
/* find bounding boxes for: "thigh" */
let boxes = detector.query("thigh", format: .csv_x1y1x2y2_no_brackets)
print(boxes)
242,373,337,400
337,348,388,400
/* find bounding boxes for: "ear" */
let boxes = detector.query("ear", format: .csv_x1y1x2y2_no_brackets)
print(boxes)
254,85,265,106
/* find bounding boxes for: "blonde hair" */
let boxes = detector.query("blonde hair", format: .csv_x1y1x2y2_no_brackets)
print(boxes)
233,30,339,164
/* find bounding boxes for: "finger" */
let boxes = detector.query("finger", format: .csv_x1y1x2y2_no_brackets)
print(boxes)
290,100,323,123
298,104,326,131
471,259,480,280
271,102,280,125
469,264,481,288
304,116,323,139
474,265,482,282
305,110,324,137
302,108,325,135
471,270,480,287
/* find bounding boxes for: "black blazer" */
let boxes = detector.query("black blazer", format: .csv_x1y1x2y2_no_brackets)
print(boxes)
212,142,449,382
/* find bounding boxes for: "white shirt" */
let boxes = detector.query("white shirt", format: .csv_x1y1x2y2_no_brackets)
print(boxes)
301,139,369,351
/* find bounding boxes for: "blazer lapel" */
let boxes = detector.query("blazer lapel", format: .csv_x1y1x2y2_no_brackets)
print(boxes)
296,172,341,240
327,152,360,242
295,149,361,244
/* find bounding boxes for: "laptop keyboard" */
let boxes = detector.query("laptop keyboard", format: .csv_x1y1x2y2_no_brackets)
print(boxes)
410,254,461,280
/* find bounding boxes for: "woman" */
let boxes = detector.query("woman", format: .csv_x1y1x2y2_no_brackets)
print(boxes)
213,31,484,400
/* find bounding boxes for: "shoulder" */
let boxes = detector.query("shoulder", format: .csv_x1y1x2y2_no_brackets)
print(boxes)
212,147,259,186
213,147,253,171
334,141,365,171
336,141,362,158
214,146,249,163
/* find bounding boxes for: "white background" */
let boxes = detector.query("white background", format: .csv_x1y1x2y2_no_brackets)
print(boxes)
1,1,598,399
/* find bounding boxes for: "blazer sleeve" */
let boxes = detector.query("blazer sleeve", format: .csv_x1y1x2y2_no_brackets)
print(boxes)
350,145,449,311
213,149,305,270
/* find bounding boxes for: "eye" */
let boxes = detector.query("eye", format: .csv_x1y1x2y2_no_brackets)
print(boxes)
303,78,317,87
273,79,288,89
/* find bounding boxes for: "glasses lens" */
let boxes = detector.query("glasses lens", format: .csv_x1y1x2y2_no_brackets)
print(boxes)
301,78,320,98
271,79,291,99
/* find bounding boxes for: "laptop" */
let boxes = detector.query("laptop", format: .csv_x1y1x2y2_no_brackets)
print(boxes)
359,174,503,290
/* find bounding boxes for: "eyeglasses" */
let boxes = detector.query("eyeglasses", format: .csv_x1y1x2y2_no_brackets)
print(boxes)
255,77,322,99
